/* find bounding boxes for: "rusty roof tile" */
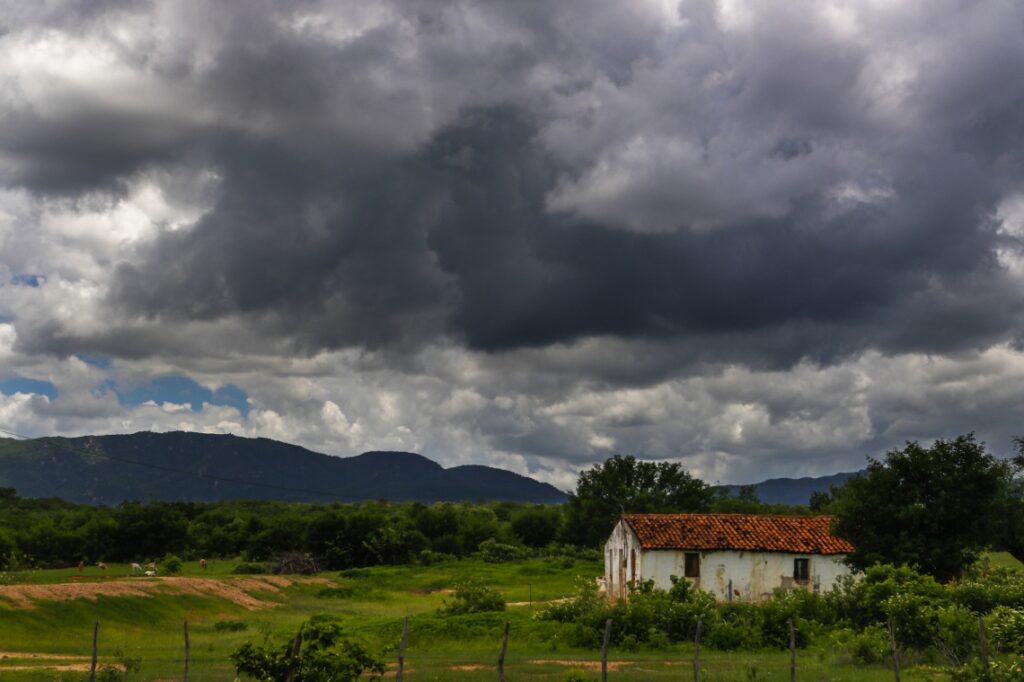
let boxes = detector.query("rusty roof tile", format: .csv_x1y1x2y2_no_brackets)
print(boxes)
622,514,853,555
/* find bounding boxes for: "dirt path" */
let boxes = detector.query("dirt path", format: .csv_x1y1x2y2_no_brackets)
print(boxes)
0,575,329,610
527,659,632,671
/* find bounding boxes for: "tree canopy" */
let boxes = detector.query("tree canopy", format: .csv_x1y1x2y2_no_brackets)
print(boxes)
563,455,714,547
831,434,1019,581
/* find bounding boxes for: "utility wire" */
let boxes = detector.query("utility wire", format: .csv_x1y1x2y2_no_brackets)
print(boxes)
0,426,348,502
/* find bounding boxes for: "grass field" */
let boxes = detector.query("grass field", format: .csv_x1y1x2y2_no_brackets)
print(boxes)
0,554,1016,681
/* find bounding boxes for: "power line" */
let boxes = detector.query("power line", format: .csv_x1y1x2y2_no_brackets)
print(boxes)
0,427,348,502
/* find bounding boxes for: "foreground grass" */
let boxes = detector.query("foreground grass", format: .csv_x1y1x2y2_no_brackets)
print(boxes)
2,554,1013,680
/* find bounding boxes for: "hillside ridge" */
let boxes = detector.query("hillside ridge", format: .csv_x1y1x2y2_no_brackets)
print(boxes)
0,431,567,505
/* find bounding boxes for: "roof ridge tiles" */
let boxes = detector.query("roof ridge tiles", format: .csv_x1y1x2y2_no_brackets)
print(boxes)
620,512,853,555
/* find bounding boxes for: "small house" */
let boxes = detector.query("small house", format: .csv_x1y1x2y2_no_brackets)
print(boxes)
604,513,854,601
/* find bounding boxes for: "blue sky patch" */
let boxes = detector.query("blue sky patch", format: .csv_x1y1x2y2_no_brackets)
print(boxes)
76,354,112,369
0,377,58,400
10,274,44,287
117,375,250,416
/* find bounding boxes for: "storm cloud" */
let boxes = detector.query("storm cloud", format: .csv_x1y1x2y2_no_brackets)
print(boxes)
2,0,1024,485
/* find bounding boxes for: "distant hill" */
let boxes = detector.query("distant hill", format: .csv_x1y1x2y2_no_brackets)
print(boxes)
727,471,861,505
0,432,567,505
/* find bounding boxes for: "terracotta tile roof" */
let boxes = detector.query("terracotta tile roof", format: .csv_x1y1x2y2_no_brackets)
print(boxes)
623,514,853,555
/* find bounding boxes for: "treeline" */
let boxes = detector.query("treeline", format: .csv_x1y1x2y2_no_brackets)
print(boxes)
0,483,804,570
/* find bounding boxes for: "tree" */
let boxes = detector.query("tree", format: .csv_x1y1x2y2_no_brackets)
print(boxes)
562,455,714,547
511,507,561,547
231,616,384,682
831,434,1017,581
995,437,1024,563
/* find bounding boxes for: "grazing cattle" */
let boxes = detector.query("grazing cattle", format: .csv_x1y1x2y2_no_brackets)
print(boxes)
97,562,107,571
77,560,84,573
144,570,157,577
199,558,207,570
131,563,143,574
146,562,157,571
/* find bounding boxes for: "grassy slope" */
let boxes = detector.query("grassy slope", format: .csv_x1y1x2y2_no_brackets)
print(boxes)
0,556,995,681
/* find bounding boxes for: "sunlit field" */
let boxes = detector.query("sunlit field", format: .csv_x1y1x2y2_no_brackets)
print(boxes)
1,554,1007,681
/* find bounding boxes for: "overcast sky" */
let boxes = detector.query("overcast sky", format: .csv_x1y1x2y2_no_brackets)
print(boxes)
2,0,1024,490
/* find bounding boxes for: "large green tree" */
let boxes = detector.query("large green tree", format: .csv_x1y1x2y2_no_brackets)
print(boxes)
831,434,1018,581
562,455,714,547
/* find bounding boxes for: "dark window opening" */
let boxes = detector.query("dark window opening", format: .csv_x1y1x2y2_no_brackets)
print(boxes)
794,558,810,583
684,552,700,578
630,549,637,582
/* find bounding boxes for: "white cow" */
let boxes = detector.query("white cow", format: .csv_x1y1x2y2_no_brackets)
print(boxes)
130,563,143,575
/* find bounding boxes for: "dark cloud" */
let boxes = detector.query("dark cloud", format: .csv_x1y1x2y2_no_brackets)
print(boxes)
4,0,1024,371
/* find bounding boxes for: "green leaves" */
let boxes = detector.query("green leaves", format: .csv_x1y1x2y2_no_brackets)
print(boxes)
832,434,1015,581
231,616,385,682
564,455,714,547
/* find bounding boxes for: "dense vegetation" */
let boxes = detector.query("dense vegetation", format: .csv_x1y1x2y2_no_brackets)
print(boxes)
540,561,1024,679
0,485,811,571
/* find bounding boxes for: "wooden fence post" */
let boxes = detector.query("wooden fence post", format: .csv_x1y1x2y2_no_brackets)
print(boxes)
284,631,303,682
693,618,702,682
183,620,190,682
601,618,612,682
498,621,510,682
887,618,901,682
88,621,99,682
396,616,409,682
788,619,796,682
979,615,990,680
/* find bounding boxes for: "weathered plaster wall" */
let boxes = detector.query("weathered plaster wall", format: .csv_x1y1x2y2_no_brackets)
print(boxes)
604,519,643,600
642,549,850,601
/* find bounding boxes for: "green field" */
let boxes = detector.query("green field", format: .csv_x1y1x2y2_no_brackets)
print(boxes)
2,555,1015,681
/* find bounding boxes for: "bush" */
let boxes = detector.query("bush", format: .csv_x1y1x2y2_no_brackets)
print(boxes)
849,625,890,664
951,657,1024,681
230,615,384,682
477,539,524,563
274,551,319,575
954,567,1024,613
991,607,1024,654
232,562,268,575
214,620,248,632
439,580,506,615
563,668,592,682
161,554,183,575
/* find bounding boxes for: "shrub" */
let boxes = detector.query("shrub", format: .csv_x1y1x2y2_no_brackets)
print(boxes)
930,604,979,666
418,549,455,566
232,562,268,575
954,568,1024,613
563,668,592,682
230,615,384,682
951,657,1024,681
274,551,319,575
827,564,949,630
705,618,760,651
439,580,506,615
477,539,524,563
849,625,890,664
990,607,1024,654
161,554,183,575
214,620,248,632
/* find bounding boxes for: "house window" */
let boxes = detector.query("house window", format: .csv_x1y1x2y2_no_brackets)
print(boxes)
794,558,810,583
684,552,700,578
630,549,637,582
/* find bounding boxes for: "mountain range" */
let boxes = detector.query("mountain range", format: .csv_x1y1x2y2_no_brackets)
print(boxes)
0,431,857,506
725,471,860,505
0,432,567,505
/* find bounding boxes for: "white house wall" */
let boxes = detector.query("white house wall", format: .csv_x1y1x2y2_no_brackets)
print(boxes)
603,519,644,600
604,519,851,602
641,549,850,601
